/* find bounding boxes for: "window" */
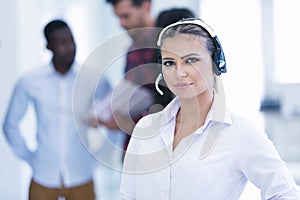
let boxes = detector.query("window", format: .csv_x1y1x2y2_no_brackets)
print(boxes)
200,0,263,116
274,0,300,83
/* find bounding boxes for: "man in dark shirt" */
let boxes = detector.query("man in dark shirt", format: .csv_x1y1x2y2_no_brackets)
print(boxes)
103,0,173,151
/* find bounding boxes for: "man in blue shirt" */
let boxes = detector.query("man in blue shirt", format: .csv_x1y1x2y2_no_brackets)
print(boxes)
2,19,108,200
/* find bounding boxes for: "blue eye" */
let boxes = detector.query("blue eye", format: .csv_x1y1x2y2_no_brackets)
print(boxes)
186,57,200,64
163,61,175,67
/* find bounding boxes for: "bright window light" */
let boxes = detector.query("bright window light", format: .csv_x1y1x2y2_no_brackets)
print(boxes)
274,0,300,83
200,0,263,117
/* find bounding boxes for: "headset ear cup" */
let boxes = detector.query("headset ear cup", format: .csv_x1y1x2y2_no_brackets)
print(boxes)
213,50,222,76
218,50,226,73
212,36,226,75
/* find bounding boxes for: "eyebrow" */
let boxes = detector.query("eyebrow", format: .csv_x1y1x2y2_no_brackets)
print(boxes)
162,57,175,60
181,53,201,59
162,53,202,61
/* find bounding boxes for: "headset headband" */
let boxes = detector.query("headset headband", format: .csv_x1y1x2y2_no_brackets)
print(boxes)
157,18,216,46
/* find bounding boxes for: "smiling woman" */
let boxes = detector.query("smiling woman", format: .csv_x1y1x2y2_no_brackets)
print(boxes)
120,18,300,200
161,34,215,100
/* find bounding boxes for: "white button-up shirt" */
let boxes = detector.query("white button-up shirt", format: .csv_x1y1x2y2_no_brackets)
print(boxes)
121,92,300,200
3,62,111,188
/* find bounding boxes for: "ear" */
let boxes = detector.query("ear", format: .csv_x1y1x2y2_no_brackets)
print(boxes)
142,1,151,13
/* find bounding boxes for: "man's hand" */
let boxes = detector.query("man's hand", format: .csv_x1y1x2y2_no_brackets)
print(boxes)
98,113,135,135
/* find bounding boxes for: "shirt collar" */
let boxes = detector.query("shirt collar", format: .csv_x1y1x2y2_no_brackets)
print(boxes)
161,97,180,126
207,89,232,125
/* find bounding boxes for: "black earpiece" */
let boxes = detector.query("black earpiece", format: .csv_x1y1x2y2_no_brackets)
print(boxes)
212,36,226,76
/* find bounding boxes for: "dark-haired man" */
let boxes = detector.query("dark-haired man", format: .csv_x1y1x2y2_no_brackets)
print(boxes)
2,19,104,200
104,0,173,152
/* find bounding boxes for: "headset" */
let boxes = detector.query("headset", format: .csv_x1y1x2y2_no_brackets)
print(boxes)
155,18,227,95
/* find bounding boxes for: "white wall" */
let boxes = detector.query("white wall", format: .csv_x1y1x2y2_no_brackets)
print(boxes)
0,0,23,199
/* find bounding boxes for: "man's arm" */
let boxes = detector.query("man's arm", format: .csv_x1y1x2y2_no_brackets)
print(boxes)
2,79,34,163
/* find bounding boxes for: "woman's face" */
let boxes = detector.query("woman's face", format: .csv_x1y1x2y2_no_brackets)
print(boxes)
161,34,214,100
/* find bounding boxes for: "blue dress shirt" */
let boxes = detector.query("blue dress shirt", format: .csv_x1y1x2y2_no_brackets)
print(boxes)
3,62,111,188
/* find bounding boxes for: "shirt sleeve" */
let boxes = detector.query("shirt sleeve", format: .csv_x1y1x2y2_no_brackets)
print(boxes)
236,120,300,199
2,78,34,164
94,76,112,99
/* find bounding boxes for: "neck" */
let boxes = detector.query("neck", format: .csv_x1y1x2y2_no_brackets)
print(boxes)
144,17,155,27
177,90,214,127
130,15,154,37
52,58,72,75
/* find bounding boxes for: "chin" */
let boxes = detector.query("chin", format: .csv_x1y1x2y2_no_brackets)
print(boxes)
176,89,208,100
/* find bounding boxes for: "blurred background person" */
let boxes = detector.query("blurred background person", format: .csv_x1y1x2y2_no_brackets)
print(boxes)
156,7,195,28
103,0,174,154
2,19,98,200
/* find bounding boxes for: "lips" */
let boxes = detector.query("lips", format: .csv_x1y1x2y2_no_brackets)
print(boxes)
174,82,192,90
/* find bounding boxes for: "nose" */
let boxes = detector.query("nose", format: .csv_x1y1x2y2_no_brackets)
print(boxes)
120,19,128,30
175,64,187,78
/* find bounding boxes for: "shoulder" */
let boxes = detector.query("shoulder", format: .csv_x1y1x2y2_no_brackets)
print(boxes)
133,110,165,138
22,64,50,78
129,98,178,151
228,112,273,152
15,67,43,87
228,111,264,135
218,111,269,151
